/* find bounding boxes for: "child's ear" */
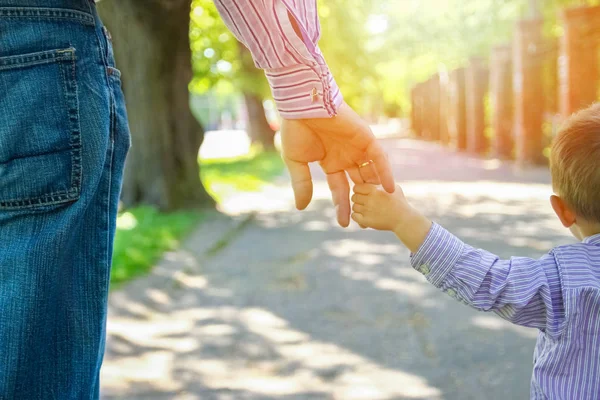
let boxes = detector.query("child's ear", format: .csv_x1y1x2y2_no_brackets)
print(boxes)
550,195,577,228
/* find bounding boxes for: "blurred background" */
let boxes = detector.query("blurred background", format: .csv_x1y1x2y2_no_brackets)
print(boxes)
96,0,598,399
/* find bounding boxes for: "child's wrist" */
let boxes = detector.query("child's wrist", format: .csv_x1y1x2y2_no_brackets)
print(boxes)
391,205,421,233
392,206,432,253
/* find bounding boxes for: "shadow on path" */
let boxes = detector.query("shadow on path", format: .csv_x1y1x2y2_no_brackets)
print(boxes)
102,140,569,400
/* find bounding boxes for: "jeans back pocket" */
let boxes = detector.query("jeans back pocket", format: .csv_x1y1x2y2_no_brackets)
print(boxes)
0,47,82,210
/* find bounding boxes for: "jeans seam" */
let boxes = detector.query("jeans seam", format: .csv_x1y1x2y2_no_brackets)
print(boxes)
107,65,121,79
89,9,111,84
103,84,116,304
0,189,80,209
0,47,75,70
0,8,94,25
88,0,118,283
66,49,83,191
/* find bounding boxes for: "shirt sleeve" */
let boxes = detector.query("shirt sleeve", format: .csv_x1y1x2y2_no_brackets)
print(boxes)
213,0,343,119
411,223,566,336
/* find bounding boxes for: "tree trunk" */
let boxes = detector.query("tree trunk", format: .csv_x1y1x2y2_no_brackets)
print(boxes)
98,0,214,211
243,93,276,150
238,45,276,150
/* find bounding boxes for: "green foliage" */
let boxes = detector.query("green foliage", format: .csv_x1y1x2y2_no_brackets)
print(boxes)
317,0,379,111
190,0,237,93
112,207,203,286
190,0,269,98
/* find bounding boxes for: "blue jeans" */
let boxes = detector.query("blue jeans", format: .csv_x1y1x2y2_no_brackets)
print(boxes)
0,0,130,398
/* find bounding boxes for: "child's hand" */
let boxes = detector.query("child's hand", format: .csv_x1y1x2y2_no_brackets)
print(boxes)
351,184,408,231
351,184,432,253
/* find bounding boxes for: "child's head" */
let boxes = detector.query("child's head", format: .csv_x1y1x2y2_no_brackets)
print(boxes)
550,103,600,239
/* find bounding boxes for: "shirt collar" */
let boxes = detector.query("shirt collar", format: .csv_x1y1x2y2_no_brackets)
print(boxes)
583,233,600,245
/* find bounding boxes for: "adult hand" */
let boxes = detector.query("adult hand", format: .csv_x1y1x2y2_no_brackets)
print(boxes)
280,102,395,227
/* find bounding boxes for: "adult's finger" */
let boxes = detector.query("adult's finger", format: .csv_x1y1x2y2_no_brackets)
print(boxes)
358,162,380,185
283,156,313,210
367,141,395,193
326,171,351,227
346,167,363,185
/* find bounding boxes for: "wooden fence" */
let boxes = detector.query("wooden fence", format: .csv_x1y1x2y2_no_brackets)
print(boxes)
410,5,600,165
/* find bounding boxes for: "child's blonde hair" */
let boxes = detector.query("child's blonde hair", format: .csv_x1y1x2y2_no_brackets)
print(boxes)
550,103,600,223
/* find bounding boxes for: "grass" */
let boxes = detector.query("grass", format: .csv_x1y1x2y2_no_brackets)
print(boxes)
200,148,285,203
111,206,203,286
111,149,285,286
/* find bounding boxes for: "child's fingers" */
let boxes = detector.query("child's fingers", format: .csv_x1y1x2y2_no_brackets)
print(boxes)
352,203,365,214
351,212,365,225
351,193,367,205
353,184,375,195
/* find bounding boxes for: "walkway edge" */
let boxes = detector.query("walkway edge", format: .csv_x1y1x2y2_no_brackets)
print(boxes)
109,211,256,295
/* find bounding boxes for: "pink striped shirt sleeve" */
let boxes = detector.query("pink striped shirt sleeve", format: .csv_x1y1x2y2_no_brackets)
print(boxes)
213,0,343,119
